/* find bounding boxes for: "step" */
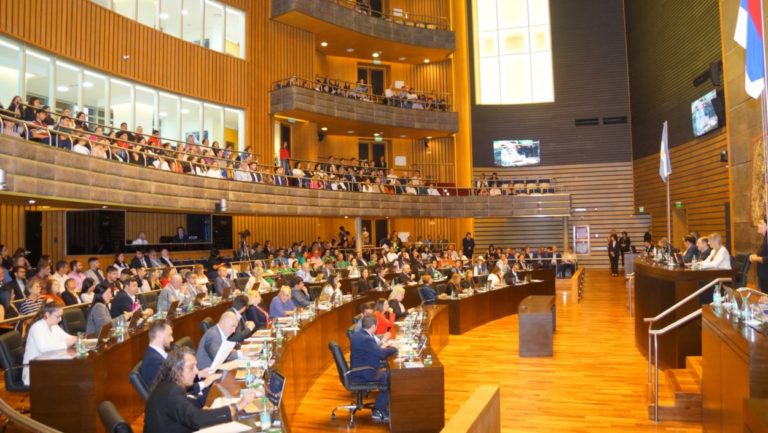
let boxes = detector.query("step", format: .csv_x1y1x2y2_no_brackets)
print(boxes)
686,356,703,385
666,368,701,402
646,369,702,422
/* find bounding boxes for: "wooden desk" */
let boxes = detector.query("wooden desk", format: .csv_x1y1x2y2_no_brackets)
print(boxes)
634,259,733,368
29,301,232,433
701,306,768,433
437,281,552,335
745,399,768,433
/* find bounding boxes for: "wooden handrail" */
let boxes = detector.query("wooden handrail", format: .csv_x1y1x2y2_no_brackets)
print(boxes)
440,385,500,433
0,396,62,432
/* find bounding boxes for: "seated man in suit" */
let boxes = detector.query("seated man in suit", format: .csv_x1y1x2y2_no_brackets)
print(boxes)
269,286,296,318
682,235,699,263
349,314,398,422
157,274,191,312
352,302,375,332
144,347,256,432
130,250,151,270
372,267,390,290
213,266,234,297
291,279,311,308
696,237,712,261
159,249,174,267
472,257,488,276
227,295,256,342
111,277,152,318
196,311,239,370
139,320,220,406
396,264,415,285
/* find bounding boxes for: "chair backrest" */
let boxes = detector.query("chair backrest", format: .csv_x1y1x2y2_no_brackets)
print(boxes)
174,336,194,351
328,341,351,390
61,308,87,335
734,254,751,287
200,317,214,333
98,400,133,433
128,361,150,402
139,292,159,312
435,283,447,294
346,325,355,340
0,331,26,392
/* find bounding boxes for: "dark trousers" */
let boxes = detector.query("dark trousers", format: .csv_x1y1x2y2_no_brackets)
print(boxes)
759,276,768,292
609,255,619,275
373,369,389,412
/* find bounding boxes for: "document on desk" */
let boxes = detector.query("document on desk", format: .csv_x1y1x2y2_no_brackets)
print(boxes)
218,359,248,371
36,350,76,360
209,341,237,372
403,361,424,368
194,421,252,432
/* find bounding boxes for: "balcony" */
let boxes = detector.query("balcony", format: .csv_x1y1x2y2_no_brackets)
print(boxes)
0,136,571,218
271,0,455,63
270,82,458,138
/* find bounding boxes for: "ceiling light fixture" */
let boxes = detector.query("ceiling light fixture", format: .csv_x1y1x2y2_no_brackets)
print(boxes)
320,127,328,131
346,48,355,53
320,41,328,47
347,130,355,134
57,85,69,92
28,199,36,204
398,56,407,61
372,52,380,58
423,58,430,63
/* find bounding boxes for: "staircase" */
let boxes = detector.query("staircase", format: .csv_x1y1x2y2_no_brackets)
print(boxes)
648,356,703,421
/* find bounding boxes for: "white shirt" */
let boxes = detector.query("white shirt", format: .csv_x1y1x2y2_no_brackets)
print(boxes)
234,169,251,182
23,321,71,385
52,272,69,288
132,238,149,245
700,246,731,270
72,144,90,155
488,273,502,287
150,344,167,359
81,292,94,304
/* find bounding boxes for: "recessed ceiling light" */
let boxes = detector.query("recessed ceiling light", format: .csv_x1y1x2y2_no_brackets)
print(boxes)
320,41,328,47
372,52,380,58
57,85,69,92
102,205,108,209
423,58,430,63
400,134,407,138
373,133,380,137
82,81,93,88
426,136,432,139
347,130,355,134
159,13,169,20
398,56,407,61
320,127,328,131
28,199,36,204
346,48,355,53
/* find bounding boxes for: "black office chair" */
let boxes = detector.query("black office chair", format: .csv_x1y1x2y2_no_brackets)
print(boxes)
346,325,355,340
174,336,195,351
128,361,150,402
139,292,159,312
200,317,214,333
435,283,447,295
0,331,28,393
328,341,383,426
61,308,87,335
98,400,133,433
733,254,751,287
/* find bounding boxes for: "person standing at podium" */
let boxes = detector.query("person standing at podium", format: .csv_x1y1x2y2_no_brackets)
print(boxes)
749,218,768,291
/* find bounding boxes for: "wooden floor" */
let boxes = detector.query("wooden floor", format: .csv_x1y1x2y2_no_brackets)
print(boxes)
290,270,702,433
0,271,702,433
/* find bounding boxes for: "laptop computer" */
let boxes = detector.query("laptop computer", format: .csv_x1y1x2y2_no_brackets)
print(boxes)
165,300,180,318
127,310,142,331
95,323,113,350
221,286,232,300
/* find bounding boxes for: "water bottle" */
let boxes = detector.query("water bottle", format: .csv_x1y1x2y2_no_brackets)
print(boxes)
691,255,698,269
741,298,752,322
76,332,87,357
292,310,298,326
245,361,254,388
275,327,283,346
259,397,272,429
712,284,722,306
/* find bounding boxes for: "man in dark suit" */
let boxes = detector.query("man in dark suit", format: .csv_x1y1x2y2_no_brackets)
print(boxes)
143,347,255,433
462,233,475,259
682,235,699,263
213,266,233,297
373,268,390,290
697,237,712,261
111,277,142,318
140,320,220,406
228,295,256,343
750,218,768,291
158,249,174,267
3,266,27,300
171,226,187,243
396,264,414,285
196,311,239,370
130,250,151,270
349,314,398,422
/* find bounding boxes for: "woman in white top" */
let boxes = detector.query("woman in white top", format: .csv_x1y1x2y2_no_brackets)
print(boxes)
347,265,361,278
80,277,97,304
22,302,77,385
700,232,732,270
487,265,504,287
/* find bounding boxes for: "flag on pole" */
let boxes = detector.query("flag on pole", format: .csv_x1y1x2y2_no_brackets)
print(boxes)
735,0,765,98
659,121,671,183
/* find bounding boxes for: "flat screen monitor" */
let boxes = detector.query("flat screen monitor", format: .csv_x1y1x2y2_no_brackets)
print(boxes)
493,140,541,167
66,210,125,255
691,90,721,137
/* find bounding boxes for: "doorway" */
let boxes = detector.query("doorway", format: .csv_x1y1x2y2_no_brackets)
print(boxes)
671,208,688,251
358,141,387,166
24,211,43,266
357,65,387,97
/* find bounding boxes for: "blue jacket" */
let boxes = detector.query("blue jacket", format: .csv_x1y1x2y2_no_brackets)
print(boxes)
349,329,397,382
419,285,438,305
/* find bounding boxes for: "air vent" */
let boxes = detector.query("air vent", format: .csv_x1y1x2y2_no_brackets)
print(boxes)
602,116,628,125
574,118,599,126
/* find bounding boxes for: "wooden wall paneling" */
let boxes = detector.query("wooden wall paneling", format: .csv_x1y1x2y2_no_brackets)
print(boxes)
40,210,65,261
391,218,456,245
387,0,451,27
633,130,730,245
412,136,456,182
0,203,33,252
124,212,187,245
231,215,321,249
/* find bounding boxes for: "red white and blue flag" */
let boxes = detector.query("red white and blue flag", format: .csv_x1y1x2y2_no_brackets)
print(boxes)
735,0,766,98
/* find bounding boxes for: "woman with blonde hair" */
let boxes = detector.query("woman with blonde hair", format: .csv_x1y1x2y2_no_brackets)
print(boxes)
387,285,409,320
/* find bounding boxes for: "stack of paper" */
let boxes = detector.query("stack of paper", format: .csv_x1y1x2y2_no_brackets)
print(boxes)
194,421,252,432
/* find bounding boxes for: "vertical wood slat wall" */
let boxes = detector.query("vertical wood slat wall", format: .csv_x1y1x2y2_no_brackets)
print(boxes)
633,130,730,243
231,216,321,249
125,212,187,244
0,204,35,252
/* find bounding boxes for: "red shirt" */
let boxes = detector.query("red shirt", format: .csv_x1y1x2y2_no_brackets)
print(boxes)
374,310,396,338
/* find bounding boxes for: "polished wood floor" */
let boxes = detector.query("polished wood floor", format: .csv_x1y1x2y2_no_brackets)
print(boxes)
290,271,702,433
0,271,702,432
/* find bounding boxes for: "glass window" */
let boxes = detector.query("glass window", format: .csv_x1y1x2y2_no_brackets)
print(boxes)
25,50,52,106
182,0,203,45
225,7,245,58
110,78,133,129
158,92,180,145
204,0,224,53
181,98,201,143
203,103,223,147
0,39,20,108
82,70,108,127
159,0,181,38
137,0,158,28
113,0,136,19
472,0,554,104
224,108,244,151
92,0,112,8
55,61,80,113
135,86,157,136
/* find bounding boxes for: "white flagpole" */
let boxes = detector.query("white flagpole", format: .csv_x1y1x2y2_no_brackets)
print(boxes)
667,178,672,258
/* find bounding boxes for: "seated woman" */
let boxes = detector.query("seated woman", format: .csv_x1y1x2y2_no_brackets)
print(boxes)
487,266,504,287
22,302,77,385
79,277,97,304
318,277,343,304
373,298,396,338
461,269,476,291
356,268,371,294
19,278,45,316
245,290,270,329
86,283,132,335
387,285,409,320
0,286,19,322
445,272,463,297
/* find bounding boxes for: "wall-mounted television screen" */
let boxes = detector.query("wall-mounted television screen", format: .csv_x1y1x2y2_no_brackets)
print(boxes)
691,89,722,137
493,140,541,167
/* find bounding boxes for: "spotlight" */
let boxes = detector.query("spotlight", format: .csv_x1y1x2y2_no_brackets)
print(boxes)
320,41,328,47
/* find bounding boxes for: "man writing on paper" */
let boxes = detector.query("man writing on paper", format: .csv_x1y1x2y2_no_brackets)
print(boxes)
140,320,221,407
196,312,239,370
